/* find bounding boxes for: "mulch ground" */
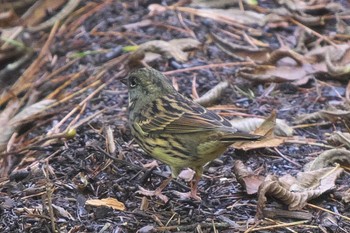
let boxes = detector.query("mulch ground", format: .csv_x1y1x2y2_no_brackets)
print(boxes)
0,0,349,232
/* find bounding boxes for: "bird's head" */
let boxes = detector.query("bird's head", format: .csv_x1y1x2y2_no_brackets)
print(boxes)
126,68,175,104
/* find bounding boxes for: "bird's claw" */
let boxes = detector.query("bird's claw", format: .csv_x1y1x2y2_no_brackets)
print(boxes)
136,186,169,203
173,190,201,201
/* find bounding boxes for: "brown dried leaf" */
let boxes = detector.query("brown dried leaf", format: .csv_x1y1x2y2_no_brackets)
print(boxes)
178,168,195,182
336,14,350,35
194,81,229,107
0,10,19,27
233,110,285,150
342,189,350,203
211,33,272,62
237,65,311,85
136,186,169,203
52,204,75,220
233,160,264,195
295,108,350,124
271,0,342,26
27,0,82,32
257,167,343,218
215,32,350,84
305,44,350,78
176,7,266,26
304,148,350,171
230,118,293,137
0,99,55,152
0,100,20,150
85,197,126,211
276,0,342,13
327,132,350,148
21,0,66,27
9,99,55,126
131,38,200,63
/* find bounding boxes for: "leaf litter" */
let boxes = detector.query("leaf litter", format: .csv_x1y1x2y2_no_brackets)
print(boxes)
0,0,350,232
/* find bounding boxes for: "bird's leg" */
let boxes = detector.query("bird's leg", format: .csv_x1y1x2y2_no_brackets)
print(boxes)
137,176,172,203
174,169,202,200
189,172,201,200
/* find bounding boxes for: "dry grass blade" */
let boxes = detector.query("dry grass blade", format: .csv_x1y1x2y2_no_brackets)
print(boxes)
248,220,309,232
1,0,349,231
163,61,253,75
0,99,55,152
0,21,59,106
21,0,66,27
27,0,81,32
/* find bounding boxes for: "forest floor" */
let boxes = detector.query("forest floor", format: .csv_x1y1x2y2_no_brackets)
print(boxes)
0,0,350,232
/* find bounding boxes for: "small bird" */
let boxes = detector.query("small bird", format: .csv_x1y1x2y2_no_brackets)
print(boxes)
125,67,260,200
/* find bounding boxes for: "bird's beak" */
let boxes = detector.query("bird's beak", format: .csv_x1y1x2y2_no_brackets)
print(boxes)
120,76,128,85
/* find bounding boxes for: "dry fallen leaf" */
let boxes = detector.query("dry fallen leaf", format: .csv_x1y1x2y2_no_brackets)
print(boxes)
85,197,126,211
233,160,264,195
195,81,229,107
257,166,343,218
304,148,350,171
52,204,75,220
237,64,312,86
213,31,350,85
233,110,285,150
178,168,195,182
129,38,201,63
327,132,350,148
211,33,272,63
150,5,267,27
0,9,19,27
230,117,293,137
21,0,66,27
0,99,55,152
341,189,350,203
137,187,169,203
295,107,350,124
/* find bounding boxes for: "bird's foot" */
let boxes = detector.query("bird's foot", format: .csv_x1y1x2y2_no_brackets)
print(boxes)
136,176,172,203
142,160,159,169
173,190,201,201
137,186,169,203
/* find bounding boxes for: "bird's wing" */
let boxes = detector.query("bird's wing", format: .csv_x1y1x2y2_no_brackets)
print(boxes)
137,94,224,133
138,94,254,139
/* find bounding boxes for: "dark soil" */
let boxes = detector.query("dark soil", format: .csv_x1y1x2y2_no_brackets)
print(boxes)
0,0,349,232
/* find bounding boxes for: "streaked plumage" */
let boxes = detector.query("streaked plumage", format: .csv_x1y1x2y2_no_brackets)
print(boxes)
126,67,260,200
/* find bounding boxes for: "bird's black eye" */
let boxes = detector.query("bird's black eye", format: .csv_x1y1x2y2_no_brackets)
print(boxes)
129,76,137,88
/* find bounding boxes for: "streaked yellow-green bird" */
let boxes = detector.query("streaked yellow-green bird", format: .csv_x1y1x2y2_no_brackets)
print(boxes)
125,67,260,200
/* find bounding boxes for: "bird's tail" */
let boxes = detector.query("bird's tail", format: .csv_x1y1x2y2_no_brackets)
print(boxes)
220,130,261,142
